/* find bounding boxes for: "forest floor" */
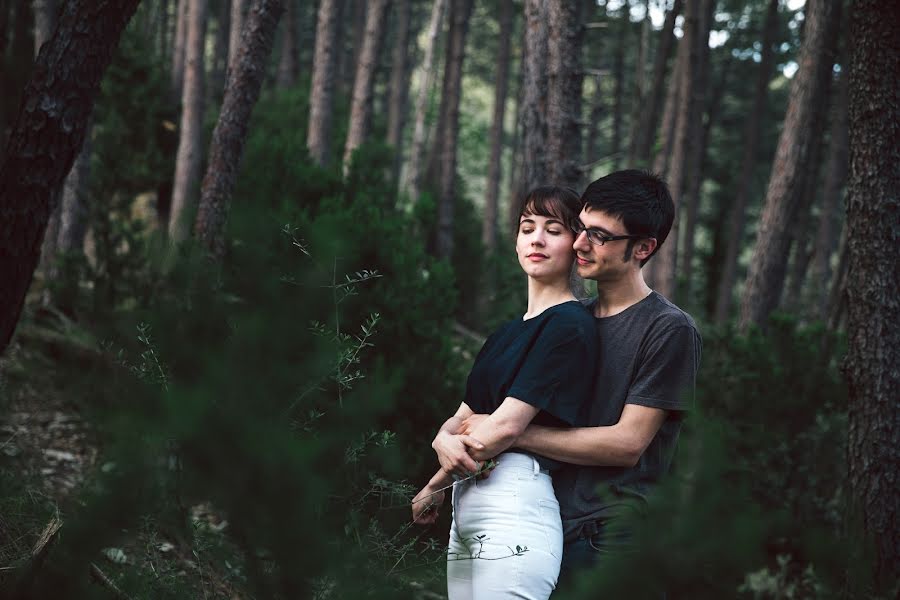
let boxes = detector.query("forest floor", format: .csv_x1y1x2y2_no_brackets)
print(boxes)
0,312,246,599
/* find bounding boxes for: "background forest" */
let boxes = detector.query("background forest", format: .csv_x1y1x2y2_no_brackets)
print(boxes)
0,0,896,598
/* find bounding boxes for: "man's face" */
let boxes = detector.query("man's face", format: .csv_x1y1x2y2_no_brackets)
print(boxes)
572,208,641,282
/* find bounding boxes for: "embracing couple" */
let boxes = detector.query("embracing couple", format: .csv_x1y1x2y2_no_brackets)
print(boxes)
411,169,702,599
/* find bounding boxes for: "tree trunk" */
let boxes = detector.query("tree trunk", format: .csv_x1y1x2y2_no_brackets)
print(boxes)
826,225,847,331
713,0,778,324
276,0,298,88
650,36,683,178
0,0,141,355
609,3,627,172
546,0,584,190
56,121,91,256
634,0,681,165
228,0,248,69
811,70,849,319
520,0,548,192
342,0,391,173
738,0,841,331
168,0,208,242
385,0,412,185
172,0,189,100
506,37,526,232
845,2,900,587
32,0,56,56
339,0,366,96
652,0,702,300
582,73,604,175
211,0,231,99
306,0,341,167
678,0,715,297
405,0,445,204
482,0,513,252
434,0,474,260
625,0,649,166
195,0,284,261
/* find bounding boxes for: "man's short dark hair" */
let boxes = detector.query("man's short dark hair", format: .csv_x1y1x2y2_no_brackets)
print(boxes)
580,170,674,266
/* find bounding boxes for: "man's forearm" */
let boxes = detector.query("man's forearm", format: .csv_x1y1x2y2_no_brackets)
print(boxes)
515,423,642,467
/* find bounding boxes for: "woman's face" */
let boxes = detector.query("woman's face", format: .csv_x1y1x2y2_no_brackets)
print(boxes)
515,211,577,283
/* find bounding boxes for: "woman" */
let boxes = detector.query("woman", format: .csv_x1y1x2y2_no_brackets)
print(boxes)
411,186,598,599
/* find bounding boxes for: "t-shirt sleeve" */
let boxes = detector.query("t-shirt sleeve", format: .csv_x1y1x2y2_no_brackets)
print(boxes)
507,317,597,425
626,324,701,412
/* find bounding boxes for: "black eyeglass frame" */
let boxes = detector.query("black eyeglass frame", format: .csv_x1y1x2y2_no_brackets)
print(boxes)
571,223,650,246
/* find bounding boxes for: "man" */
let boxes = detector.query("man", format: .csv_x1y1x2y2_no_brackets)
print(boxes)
432,169,701,584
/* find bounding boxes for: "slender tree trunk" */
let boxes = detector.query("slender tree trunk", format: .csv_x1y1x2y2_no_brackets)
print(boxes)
195,0,284,260
276,0,298,88
211,0,231,98
678,0,715,297
739,0,841,331
482,0,513,252
32,0,56,55
405,0,445,203
521,0,548,192
610,3,627,171
340,0,366,96
342,0,390,172
506,38,526,232
713,0,779,324
651,38,683,177
653,0,701,300
434,0,474,260
546,0,584,190
626,0,650,166
306,0,341,167
811,70,849,319
56,121,91,256
583,73,604,173
845,2,900,587
386,0,412,185
172,0,189,100
0,0,141,355
228,0,248,69
634,0,681,165
826,226,847,331
168,0,208,242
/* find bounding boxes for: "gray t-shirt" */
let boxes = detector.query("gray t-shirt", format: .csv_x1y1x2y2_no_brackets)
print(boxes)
553,291,702,542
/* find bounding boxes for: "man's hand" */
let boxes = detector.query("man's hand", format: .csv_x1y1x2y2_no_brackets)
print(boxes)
460,413,488,436
411,485,446,525
432,431,484,478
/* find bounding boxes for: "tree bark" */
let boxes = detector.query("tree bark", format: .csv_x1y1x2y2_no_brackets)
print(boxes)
546,0,584,190
228,0,248,69
434,0,474,260
738,0,841,331
625,0,650,167
211,0,231,99
650,36,683,178
482,0,513,252
342,0,391,173
195,0,284,261
811,70,849,319
172,0,189,100
0,0,141,355
844,2,900,587
520,0,548,192
56,121,91,256
714,0,779,324
306,0,341,167
276,0,298,88
168,0,208,243
633,0,681,165
405,0,445,204
678,0,716,297
385,0,412,185
652,0,702,300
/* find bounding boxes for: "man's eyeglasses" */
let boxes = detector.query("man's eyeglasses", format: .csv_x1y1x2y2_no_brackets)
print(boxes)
571,223,647,246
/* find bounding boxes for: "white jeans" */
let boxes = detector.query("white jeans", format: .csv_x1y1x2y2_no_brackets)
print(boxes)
447,452,563,599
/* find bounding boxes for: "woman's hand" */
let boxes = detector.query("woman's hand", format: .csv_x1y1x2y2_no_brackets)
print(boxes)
411,485,446,525
432,431,484,478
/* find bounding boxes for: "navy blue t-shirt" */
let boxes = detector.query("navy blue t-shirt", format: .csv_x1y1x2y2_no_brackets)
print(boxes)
463,301,598,470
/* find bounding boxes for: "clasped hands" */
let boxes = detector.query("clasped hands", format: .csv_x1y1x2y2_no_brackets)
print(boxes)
411,413,491,525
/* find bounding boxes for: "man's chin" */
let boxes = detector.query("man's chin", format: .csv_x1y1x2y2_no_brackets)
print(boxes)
576,264,597,279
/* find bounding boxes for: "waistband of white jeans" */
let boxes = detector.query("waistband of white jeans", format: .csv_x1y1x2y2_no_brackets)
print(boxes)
497,451,551,475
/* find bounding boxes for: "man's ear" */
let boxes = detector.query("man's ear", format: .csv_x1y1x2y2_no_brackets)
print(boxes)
633,238,658,262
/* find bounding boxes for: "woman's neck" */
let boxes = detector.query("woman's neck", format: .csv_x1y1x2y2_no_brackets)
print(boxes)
523,277,576,320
